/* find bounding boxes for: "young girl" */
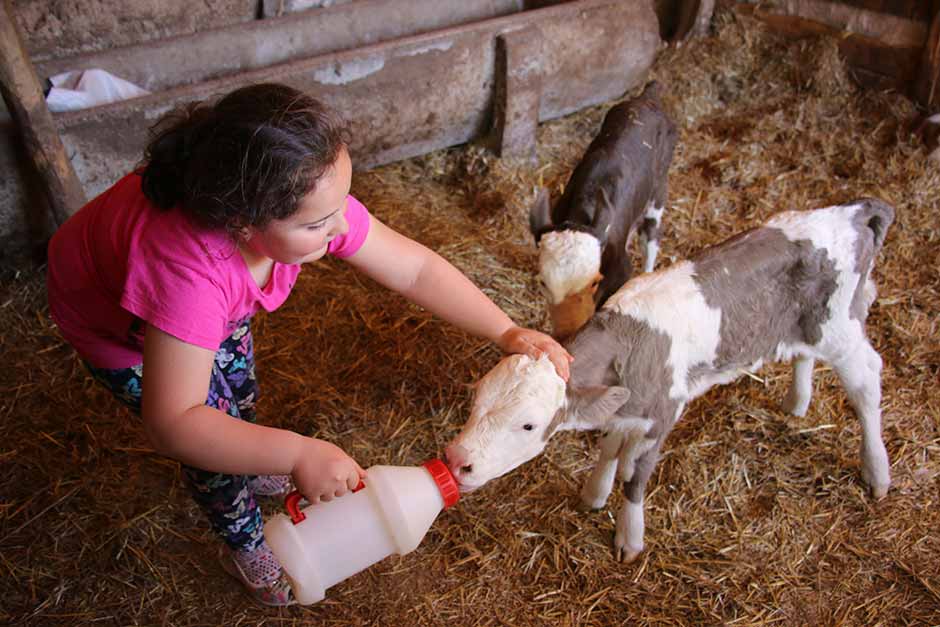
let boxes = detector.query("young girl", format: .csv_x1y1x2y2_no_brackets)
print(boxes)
46,83,571,606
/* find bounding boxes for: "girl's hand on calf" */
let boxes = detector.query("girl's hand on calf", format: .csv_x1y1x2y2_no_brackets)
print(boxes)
291,438,367,504
497,325,574,382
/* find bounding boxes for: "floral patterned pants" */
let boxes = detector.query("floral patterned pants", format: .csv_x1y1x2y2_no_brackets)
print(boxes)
86,319,265,551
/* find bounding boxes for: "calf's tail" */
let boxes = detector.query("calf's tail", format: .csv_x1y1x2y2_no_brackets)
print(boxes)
853,198,894,255
848,198,895,321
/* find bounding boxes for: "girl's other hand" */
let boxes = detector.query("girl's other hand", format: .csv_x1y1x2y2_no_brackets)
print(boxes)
497,325,574,382
291,438,367,504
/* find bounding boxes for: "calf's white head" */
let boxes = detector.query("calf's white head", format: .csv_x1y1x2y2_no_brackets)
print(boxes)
538,230,603,337
530,190,604,339
445,354,630,492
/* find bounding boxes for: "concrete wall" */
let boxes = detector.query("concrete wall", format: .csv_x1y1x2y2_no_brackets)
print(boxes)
1,0,661,261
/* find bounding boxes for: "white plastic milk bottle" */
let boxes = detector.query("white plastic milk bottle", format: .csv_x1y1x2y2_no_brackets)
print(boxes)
264,458,459,605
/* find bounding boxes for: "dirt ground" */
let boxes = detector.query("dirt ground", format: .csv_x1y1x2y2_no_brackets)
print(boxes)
1,6,939,626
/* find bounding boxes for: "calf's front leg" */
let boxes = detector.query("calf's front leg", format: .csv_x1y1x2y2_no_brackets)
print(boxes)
639,201,665,274
615,436,663,562
782,355,814,417
580,430,623,510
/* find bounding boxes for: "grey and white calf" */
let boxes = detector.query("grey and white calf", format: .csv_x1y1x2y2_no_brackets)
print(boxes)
530,81,677,339
447,199,894,562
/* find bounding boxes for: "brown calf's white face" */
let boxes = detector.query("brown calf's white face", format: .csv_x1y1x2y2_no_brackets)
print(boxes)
445,355,566,491
538,230,603,338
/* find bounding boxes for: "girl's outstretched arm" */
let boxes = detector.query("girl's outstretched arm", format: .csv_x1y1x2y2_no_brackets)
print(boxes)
141,325,365,502
344,216,572,380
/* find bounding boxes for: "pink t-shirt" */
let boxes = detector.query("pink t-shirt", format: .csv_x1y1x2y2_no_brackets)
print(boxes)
47,172,370,368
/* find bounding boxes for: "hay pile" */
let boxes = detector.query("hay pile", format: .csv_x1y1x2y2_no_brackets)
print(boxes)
1,4,938,625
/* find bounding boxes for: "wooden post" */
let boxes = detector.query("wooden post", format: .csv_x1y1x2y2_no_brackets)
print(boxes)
914,8,940,110
674,0,716,43
488,26,542,164
0,0,85,227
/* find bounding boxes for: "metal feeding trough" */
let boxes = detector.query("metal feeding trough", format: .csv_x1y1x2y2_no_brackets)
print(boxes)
5,0,661,215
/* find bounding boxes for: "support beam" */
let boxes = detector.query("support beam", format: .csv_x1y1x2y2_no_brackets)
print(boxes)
914,9,940,109
675,0,716,42
489,26,543,164
762,0,928,46
737,4,925,93
0,0,85,227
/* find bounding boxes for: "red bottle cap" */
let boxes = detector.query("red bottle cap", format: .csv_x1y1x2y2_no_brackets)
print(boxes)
423,459,459,509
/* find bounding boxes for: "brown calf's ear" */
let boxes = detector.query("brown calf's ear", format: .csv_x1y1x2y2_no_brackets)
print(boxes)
529,187,553,240
591,187,616,243
570,385,631,427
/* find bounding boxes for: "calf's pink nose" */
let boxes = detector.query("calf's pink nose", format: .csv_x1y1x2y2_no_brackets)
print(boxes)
444,443,470,476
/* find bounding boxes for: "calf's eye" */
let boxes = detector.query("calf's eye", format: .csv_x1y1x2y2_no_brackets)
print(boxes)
523,423,534,431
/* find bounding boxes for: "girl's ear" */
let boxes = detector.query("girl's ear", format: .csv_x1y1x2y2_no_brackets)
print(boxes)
238,226,254,241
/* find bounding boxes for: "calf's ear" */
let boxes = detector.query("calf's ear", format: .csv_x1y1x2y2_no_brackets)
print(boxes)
542,406,568,442
529,187,553,241
591,187,616,245
569,385,631,427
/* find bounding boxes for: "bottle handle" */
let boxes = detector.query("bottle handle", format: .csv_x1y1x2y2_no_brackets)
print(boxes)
285,480,366,525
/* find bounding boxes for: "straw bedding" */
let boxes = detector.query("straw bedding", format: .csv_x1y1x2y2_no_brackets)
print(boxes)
1,4,938,625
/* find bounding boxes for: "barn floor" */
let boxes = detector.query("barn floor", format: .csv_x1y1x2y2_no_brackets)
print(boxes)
2,6,939,626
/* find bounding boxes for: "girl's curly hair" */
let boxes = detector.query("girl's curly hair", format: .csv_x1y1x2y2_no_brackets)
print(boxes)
140,83,351,234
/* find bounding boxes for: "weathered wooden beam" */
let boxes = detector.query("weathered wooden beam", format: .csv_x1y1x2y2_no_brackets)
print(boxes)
757,0,928,47
37,0,527,93
737,4,924,92
0,0,85,227
835,0,939,23
47,0,660,201
914,9,940,109
654,0,715,43
489,26,543,164
675,0,716,42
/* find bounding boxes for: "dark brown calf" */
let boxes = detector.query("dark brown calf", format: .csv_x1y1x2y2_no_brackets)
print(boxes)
529,81,677,338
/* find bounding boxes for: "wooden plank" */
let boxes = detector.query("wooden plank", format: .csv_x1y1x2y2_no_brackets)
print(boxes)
0,0,85,227
738,5,923,92
914,9,940,109
37,0,528,93
675,0,716,41
489,26,543,163
757,0,928,47
45,0,660,199
835,1,935,23
654,0,715,42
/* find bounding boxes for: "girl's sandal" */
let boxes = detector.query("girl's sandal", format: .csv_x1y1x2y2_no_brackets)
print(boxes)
219,541,296,607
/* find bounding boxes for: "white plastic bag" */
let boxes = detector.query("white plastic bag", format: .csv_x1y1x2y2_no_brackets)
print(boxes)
46,69,149,112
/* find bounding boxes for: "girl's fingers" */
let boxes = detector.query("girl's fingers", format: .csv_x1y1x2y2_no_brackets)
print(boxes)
551,353,570,381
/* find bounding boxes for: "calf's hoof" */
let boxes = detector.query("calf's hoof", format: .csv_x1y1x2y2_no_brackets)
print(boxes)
579,490,610,511
867,479,890,500
861,453,891,500
614,542,644,563
614,527,643,563
780,394,809,417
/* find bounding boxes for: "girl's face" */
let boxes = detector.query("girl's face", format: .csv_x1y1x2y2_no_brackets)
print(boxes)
243,146,353,265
